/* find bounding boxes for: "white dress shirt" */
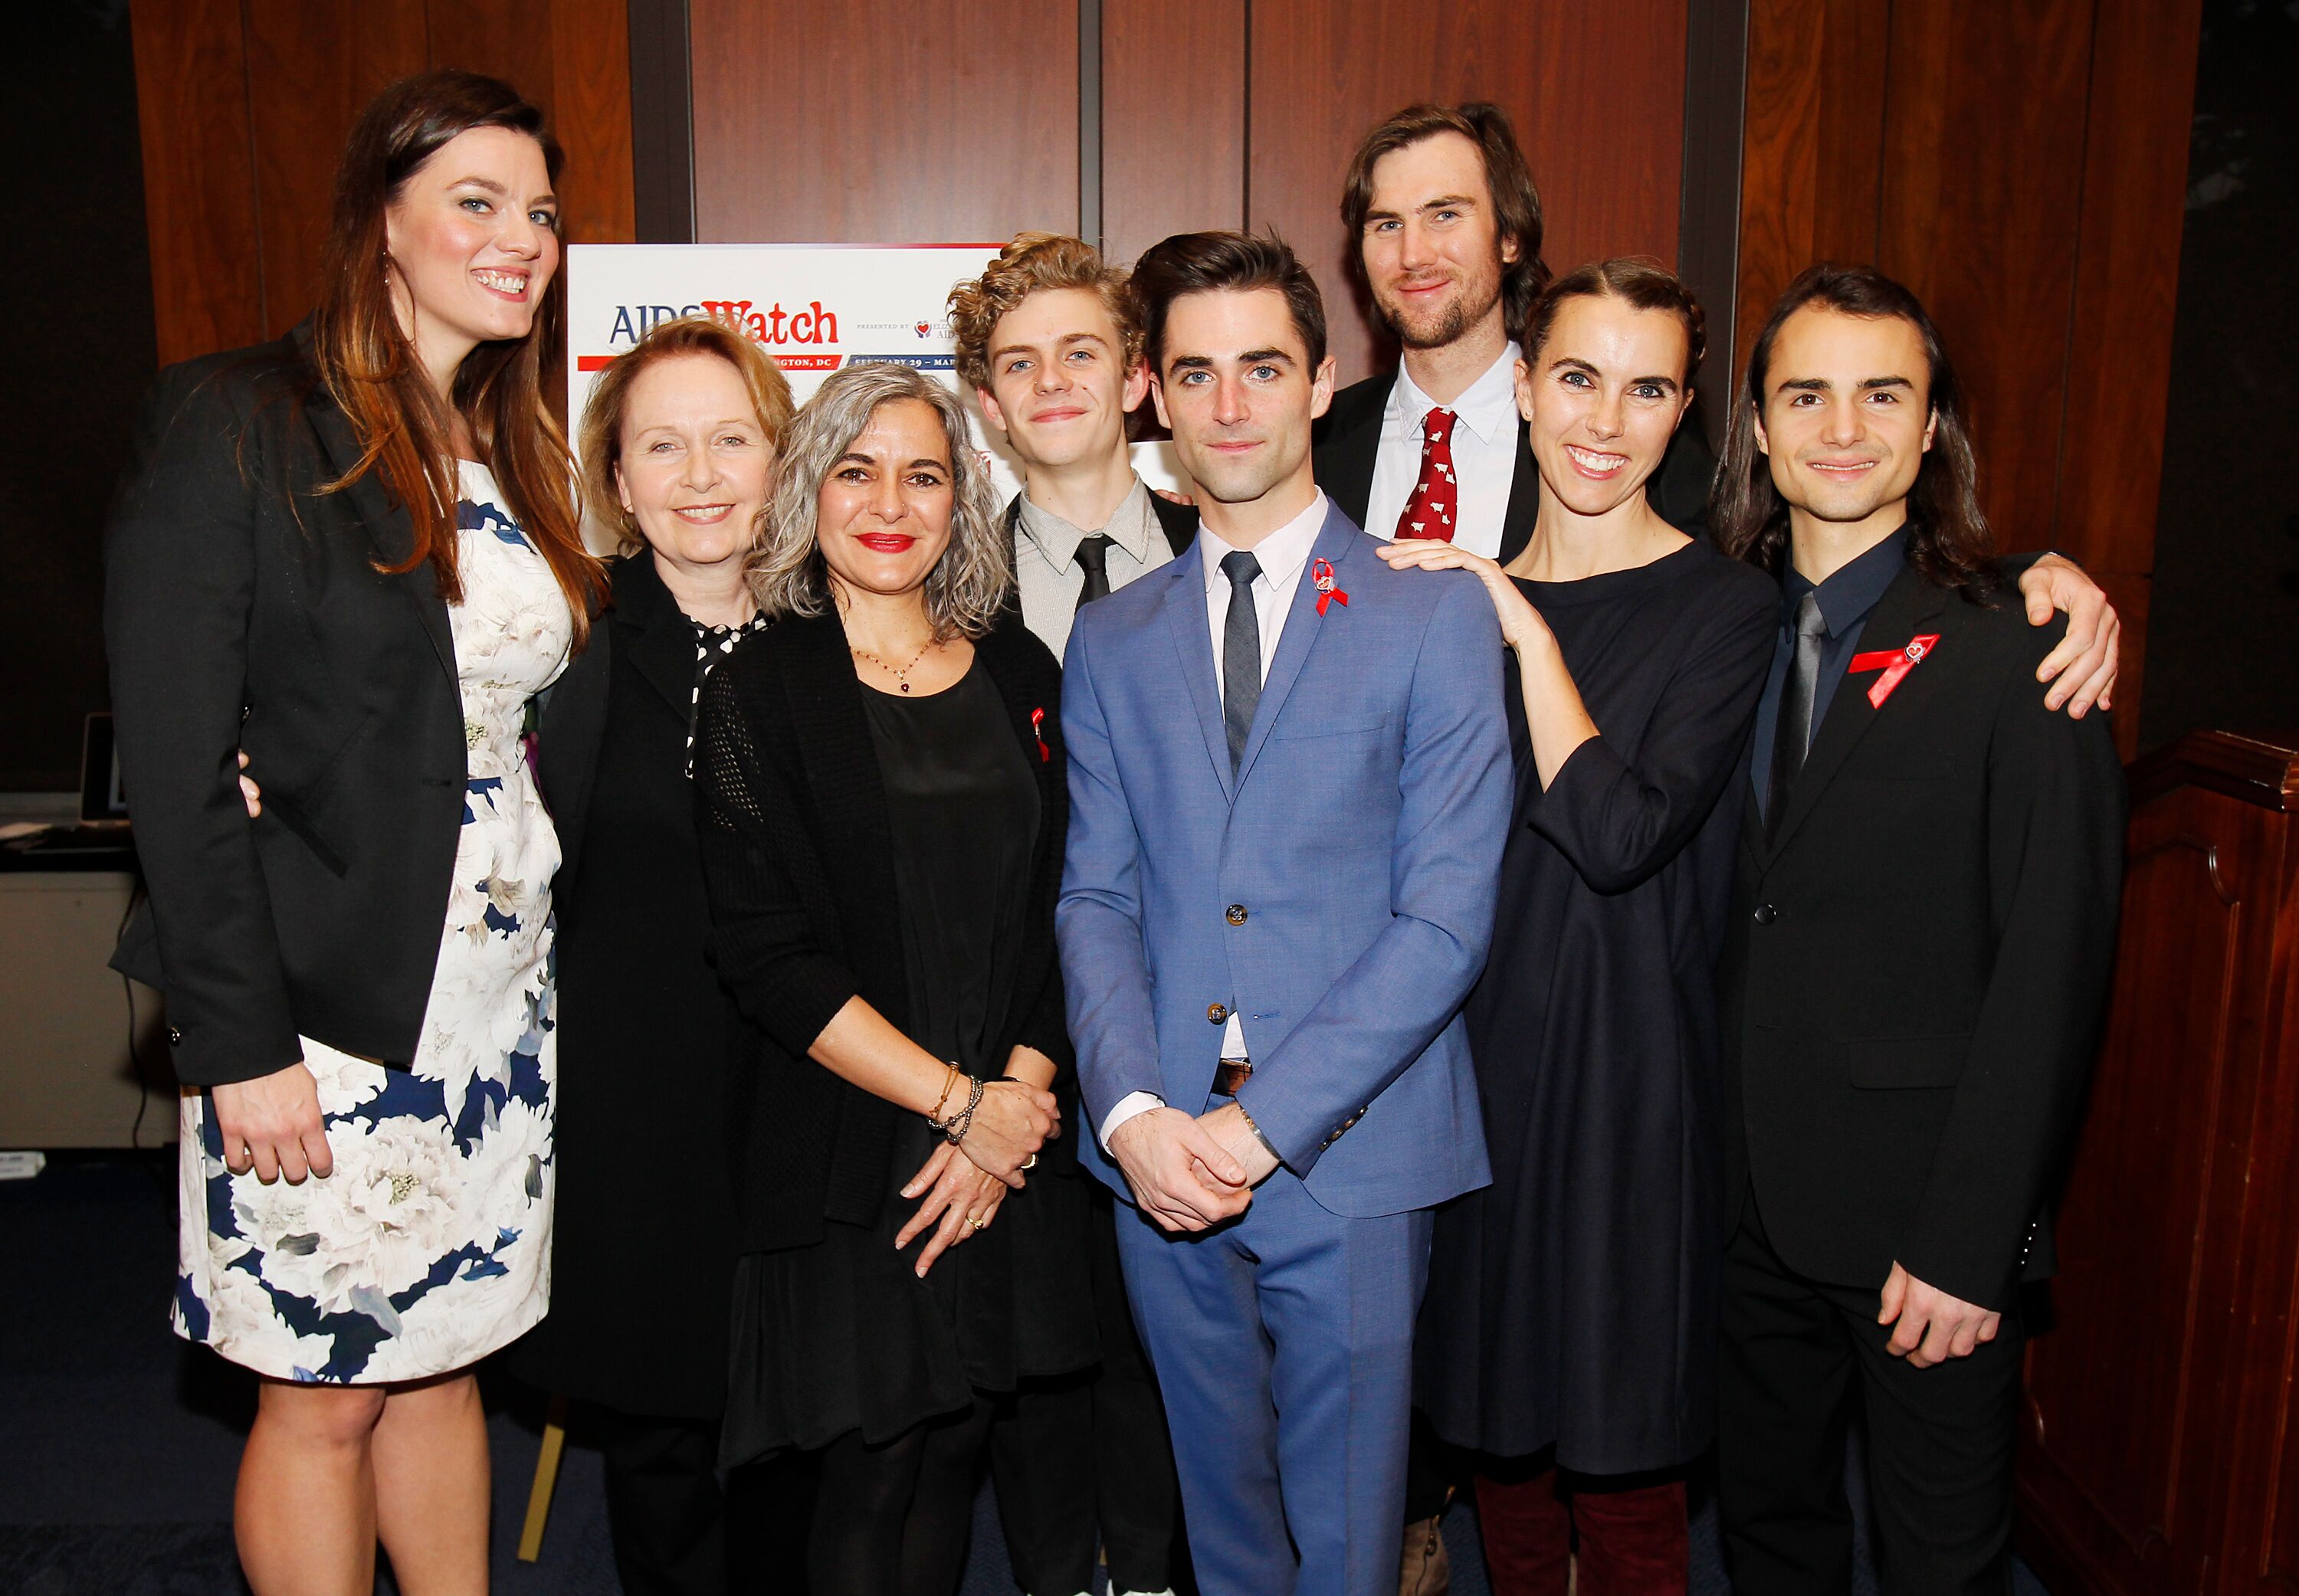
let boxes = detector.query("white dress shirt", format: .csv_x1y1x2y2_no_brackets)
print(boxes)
1013,476,1174,660
1098,490,1329,1152
1362,342,1523,559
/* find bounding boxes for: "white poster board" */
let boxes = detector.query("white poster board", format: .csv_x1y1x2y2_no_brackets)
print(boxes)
565,243,1184,549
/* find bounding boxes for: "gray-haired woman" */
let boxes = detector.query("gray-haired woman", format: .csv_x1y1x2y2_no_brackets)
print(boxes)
692,362,1096,1596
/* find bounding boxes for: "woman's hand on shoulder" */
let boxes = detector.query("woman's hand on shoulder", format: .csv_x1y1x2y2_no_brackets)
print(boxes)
1376,537,1552,654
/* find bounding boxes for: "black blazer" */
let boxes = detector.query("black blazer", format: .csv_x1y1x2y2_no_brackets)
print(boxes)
103,325,593,1088
1717,561,2126,1310
693,607,1072,1255
1313,369,1718,560
513,552,742,1417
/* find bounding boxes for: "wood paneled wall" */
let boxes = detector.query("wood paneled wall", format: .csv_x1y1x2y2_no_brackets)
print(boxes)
1735,0,2202,755
130,0,635,369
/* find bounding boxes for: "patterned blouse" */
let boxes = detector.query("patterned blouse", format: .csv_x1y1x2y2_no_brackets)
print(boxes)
687,612,773,772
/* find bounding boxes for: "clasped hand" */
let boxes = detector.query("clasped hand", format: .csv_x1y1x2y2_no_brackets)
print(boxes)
1107,1103,1278,1234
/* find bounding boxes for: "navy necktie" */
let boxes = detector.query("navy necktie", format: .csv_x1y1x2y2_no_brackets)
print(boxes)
1220,551,1262,772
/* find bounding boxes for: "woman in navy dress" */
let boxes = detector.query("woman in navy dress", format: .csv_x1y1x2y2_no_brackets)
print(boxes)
1381,261,1776,1595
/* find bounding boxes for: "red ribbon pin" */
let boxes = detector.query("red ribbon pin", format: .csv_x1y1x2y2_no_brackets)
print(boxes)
1312,557,1349,617
1846,633,1940,708
1031,706,1051,763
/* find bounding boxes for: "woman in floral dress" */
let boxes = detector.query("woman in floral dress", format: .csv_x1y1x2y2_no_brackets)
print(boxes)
104,71,601,1594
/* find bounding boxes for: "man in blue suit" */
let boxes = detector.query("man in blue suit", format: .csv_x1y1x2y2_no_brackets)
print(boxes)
1057,230,1514,1596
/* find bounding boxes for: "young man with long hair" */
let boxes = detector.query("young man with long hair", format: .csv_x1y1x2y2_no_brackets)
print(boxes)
1709,265,2124,1592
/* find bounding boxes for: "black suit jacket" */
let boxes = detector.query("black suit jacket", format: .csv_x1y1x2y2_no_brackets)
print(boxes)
103,326,594,1087
1717,561,2126,1309
1313,369,1717,559
692,607,1073,1255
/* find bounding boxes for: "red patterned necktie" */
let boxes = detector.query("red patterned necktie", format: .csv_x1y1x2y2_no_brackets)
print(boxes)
1395,407,1459,542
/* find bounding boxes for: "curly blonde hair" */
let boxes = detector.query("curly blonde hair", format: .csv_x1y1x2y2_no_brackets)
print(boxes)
947,232,1143,395
576,315,795,555
745,362,1010,639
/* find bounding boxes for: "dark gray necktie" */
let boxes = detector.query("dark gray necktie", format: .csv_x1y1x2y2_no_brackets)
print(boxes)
1074,535,1115,611
1220,551,1263,772
1766,592,1828,840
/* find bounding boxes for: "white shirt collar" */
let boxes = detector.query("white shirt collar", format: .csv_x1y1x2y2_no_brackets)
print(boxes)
1015,475,1158,574
1385,341,1523,447
1195,488,1327,594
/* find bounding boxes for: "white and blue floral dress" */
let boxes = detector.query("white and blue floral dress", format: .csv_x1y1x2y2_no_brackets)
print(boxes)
173,461,571,1384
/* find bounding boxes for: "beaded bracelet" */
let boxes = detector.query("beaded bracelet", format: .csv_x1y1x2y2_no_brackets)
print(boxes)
929,1073,985,1146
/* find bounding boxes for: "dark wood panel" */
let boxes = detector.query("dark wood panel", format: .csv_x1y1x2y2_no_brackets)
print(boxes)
546,0,638,243
688,0,1078,244
428,0,557,118
244,0,427,338
129,0,263,365
2051,0,2203,578
1244,0,1687,386
1731,0,1887,379
1100,0,1245,266
1875,0,2094,573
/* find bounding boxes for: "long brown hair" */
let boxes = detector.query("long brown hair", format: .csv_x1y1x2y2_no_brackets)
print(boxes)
1711,264,1997,598
1340,103,1550,346
310,70,601,644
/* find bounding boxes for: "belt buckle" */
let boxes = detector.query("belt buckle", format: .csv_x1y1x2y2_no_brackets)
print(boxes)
1213,1057,1252,1096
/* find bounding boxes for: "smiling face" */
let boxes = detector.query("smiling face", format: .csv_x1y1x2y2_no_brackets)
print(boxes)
1516,292,1692,519
1150,287,1335,521
1359,131,1517,352
975,286,1148,473
1756,305,1937,540
815,398,957,602
383,125,560,378
613,352,773,578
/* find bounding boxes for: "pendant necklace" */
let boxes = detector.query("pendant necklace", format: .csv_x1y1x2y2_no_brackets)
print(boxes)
851,636,935,693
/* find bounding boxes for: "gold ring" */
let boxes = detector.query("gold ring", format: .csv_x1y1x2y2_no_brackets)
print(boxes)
969,1216,988,1231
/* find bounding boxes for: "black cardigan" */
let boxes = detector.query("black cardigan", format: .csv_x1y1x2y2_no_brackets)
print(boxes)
103,324,595,1087
693,607,1073,1255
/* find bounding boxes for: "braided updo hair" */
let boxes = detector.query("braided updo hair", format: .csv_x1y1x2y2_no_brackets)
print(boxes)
1523,257,1707,389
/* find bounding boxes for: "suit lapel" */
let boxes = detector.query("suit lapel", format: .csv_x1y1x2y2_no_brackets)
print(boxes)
1765,563,1951,858
1233,506,1356,791
299,348,458,689
1318,384,1383,529
1496,415,1541,565
612,554,703,720
1160,551,1235,803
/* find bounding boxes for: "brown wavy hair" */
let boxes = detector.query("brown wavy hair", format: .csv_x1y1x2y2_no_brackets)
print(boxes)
310,70,602,645
576,315,795,555
1526,257,1707,388
1711,263,1997,598
1340,103,1550,346
947,233,1142,394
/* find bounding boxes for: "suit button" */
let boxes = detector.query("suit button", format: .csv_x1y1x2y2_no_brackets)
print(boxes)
1226,904,1248,926
1752,904,1779,925
1207,1003,1228,1024
166,1025,184,1046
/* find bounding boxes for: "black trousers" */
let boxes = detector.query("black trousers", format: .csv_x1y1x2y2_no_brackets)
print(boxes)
987,1184,1188,1595
592,1409,728,1596
1717,1207,2025,1596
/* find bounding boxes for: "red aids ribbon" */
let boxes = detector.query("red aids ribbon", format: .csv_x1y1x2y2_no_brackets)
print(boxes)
1846,633,1940,708
1312,557,1349,617
1031,706,1051,763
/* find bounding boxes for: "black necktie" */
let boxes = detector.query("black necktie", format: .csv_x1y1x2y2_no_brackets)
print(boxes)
1766,592,1828,840
1220,551,1262,772
1074,535,1115,611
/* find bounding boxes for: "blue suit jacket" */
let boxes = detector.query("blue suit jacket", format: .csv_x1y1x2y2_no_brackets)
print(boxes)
1058,501,1510,1217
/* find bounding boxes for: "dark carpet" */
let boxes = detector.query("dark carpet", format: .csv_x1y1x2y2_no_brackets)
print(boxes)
1,1153,2046,1594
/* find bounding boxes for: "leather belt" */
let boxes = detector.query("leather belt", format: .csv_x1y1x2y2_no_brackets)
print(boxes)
1212,1058,1252,1096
